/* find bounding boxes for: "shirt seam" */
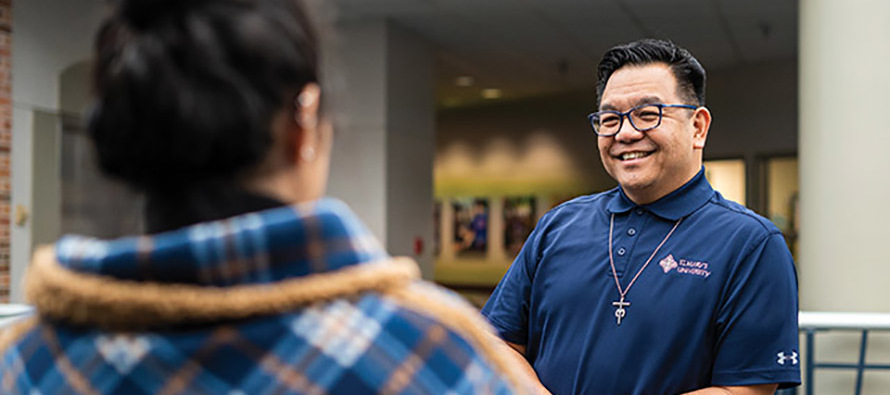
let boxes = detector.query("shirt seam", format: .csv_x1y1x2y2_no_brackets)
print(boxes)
713,366,800,375
705,198,779,235
701,198,783,264
711,367,801,386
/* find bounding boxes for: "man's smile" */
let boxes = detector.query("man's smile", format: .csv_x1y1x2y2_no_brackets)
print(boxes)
614,150,655,161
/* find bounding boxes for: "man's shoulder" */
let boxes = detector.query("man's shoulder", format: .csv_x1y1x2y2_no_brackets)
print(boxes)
702,192,783,236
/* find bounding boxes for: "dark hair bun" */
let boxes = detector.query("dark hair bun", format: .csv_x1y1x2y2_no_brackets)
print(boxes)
117,0,194,30
90,0,320,189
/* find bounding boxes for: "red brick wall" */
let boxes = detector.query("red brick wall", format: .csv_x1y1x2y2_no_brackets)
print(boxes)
0,0,11,303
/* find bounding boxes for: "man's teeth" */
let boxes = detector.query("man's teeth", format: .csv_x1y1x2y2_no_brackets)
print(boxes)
621,152,648,160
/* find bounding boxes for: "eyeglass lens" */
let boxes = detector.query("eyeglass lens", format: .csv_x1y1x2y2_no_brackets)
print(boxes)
594,105,662,135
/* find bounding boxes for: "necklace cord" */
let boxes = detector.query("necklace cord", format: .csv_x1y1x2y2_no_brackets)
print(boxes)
608,213,683,298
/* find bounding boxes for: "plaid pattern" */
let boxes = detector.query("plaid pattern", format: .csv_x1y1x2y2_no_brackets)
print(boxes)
1,199,518,394
53,199,388,286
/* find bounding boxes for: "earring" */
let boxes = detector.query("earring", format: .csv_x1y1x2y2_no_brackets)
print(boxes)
297,91,317,108
300,146,316,162
294,92,319,129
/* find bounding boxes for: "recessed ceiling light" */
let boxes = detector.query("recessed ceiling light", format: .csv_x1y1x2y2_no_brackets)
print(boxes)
455,76,475,87
482,88,502,99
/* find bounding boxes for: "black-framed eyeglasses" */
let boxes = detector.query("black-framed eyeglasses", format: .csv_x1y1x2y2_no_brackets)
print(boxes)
588,103,698,137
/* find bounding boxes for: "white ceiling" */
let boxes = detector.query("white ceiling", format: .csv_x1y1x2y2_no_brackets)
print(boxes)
332,0,798,108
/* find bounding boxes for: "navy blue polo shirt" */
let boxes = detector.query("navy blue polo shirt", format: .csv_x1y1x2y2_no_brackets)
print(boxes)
482,169,800,394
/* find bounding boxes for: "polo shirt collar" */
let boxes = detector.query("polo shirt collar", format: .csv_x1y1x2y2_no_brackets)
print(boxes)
606,167,714,221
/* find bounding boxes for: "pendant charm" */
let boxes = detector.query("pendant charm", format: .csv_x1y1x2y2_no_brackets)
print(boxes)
612,298,630,325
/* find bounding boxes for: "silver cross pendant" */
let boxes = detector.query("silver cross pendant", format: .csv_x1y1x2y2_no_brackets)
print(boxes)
612,297,630,325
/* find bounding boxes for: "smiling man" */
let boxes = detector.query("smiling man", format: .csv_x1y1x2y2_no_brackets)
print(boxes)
482,39,801,394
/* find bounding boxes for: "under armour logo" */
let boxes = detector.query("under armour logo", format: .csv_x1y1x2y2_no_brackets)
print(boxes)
777,351,799,365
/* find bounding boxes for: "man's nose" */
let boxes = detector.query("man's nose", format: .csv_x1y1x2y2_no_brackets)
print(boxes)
614,116,643,142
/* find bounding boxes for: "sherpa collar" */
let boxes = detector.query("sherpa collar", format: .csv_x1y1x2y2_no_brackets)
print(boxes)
25,248,419,330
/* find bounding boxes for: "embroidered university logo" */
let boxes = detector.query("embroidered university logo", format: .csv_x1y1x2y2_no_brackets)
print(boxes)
777,351,799,365
659,254,678,273
660,254,712,278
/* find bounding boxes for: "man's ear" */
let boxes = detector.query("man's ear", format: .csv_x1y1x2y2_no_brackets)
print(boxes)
692,107,711,150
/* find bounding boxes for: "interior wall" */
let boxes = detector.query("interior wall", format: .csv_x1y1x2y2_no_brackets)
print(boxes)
10,0,104,301
326,20,388,242
59,61,91,115
436,90,612,199
384,22,435,274
11,0,103,111
705,59,799,159
29,111,60,249
326,20,436,277
59,62,144,239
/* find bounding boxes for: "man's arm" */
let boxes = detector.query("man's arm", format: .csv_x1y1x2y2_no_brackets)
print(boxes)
682,384,778,395
503,341,552,395
706,233,800,391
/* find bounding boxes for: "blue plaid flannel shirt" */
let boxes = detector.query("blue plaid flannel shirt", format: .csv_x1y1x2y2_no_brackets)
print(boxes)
0,198,521,394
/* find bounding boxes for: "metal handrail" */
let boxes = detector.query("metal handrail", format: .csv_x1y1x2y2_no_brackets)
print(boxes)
793,311,890,395
0,304,33,331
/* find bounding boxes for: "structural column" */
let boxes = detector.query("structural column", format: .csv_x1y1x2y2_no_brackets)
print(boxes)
799,1,890,392
326,20,436,278
799,0,890,312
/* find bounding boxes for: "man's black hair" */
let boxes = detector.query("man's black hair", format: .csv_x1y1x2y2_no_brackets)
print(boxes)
596,38,706,107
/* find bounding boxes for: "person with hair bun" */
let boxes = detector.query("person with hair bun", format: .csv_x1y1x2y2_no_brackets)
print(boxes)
0,1,532,393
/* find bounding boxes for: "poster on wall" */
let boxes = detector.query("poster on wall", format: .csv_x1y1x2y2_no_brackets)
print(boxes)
453,198,488,256
504,196,536,256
